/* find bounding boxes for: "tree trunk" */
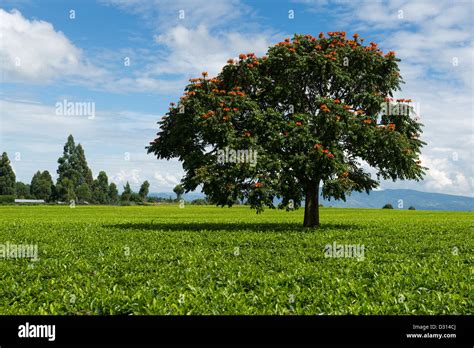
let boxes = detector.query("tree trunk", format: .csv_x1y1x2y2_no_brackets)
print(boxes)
303,181,320,228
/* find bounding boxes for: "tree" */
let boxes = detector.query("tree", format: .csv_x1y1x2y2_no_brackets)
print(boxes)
15,182,31,199
408,206,416,210
75,144,93,187
139,180,150,201
173,184,184,201
121,181,132,202
147,32,426,227
108,183,119,204
91,171,109,204
76,183,92,203
56,135,94,201
0,152,16,195
57,135,81,200
31,171,53,201
382,203,394,209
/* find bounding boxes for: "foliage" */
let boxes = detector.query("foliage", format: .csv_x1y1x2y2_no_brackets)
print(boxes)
121,182,132,202
91,171,110,204
148,32,426,227
0,152,16,195
76,183,92,203
0,205,470,314
30,171,53,201
15,182,32,199
408,206,416,210
139,181,150,201
382,203,394,209
0,195,15,204
108,183,119,204
173,184,184,201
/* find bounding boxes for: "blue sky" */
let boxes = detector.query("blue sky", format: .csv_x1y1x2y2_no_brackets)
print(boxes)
0,0,472,195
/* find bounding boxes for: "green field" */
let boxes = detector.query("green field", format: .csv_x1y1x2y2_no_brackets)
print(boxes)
0,205,471,315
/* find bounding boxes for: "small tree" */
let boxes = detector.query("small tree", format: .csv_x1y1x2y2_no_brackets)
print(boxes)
121,181,132,202
148,33,426,227
15,182,31,199
0,152,16,195
76,183,92,203
382,203,394,209
408,206,416,210
139,180,150,201
91,171,109,204
173,184,185,201
30,170,53,201
108,183,119,204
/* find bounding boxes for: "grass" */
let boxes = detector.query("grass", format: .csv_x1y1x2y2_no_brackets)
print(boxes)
0,205,471,315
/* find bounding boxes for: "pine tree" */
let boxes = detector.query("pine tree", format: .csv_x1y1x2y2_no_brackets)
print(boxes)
0,152,16,195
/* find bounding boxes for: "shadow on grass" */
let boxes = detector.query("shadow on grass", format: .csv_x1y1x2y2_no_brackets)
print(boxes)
107,221,361,233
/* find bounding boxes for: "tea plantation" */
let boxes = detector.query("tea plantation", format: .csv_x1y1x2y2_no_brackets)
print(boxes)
0,205,471,314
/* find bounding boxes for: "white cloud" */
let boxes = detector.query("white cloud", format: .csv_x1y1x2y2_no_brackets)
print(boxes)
0,8,102,83
153,25,276,77
153,172,181,188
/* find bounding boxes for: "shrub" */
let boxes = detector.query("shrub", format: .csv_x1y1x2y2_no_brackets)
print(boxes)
382,203,394,209
408,206,416,210
191,198,208,205
0,195,15,204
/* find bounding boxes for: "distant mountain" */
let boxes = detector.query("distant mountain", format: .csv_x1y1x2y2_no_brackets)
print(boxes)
150,189,473,211
149,192,206,201
320,189,473,211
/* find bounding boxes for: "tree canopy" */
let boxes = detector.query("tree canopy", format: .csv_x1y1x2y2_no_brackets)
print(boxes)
148,32,426,227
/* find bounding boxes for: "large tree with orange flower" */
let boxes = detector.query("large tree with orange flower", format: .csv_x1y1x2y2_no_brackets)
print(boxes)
147,32,426,227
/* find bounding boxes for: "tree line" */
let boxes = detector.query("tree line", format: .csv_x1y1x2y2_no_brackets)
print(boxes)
0,135,151,204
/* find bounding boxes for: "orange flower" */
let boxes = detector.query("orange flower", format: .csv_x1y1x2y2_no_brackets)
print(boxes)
233,108,238,112
327,153,334,159
320,104,330,113
353,33,359,39
254,182,264,188
363,119,372,124
388,123,396,130
239,53,247,60
202,72,208,77
284,37,290,43
341,171,349,178
322,149,329,154
315,45,322,50
314,144,322,150
244,131,251,137
334,99,340,104
262,56,268,61
295,121,302,126
222,116,229,121
288,48,296,53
